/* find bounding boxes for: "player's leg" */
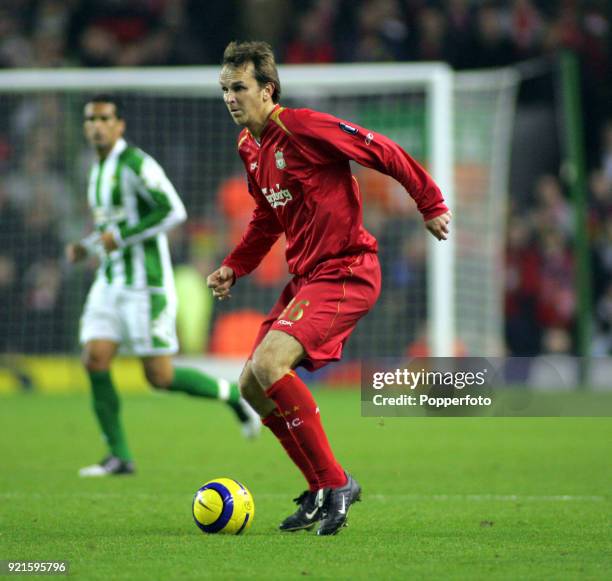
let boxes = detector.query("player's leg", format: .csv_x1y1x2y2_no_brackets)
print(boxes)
252,330,354,533
239,279,320,497
79,339,135,477
237,360,275,417
251,330,347,489
78,280,134,477
239,359,323,531
131,288,260,438
239,359,319,487
260,253,380,534
252,331,354,533
141,355,260,439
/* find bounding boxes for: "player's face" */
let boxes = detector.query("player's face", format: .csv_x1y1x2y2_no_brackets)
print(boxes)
219,63,274,131
83,102,125,154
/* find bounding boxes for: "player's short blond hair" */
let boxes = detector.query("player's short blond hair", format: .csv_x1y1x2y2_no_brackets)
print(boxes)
222,41,281,103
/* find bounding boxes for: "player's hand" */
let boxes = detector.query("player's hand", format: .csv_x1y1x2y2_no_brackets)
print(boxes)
206,266,235,301
101,231,119,252
425,211,452,241
65,243,87,263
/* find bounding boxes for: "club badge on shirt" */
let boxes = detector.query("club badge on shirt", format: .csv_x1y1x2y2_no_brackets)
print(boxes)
275,149,286,170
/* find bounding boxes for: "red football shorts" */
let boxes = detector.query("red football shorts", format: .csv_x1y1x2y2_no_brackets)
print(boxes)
250,252,381,370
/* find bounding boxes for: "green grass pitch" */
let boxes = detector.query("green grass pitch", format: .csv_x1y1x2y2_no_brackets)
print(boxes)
1,390,610,580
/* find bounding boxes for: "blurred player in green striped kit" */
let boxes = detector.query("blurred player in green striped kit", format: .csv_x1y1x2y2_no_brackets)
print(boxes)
66,95,259,477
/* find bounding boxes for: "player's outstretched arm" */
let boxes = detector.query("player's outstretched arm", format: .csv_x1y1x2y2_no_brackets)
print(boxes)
278,108,449,222
425,211,452,241
206,266,235,301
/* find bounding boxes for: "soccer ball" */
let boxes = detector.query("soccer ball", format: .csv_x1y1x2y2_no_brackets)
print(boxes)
192,478,255,535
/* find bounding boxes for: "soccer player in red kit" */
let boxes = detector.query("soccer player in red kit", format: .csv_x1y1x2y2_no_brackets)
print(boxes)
208,41,451,535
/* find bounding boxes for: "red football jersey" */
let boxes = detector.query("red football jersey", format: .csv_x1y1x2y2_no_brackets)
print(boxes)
222,105,448,278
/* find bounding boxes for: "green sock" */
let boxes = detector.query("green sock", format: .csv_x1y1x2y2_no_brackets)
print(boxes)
169,367,248,422
169,367,240,404
88,370,132,461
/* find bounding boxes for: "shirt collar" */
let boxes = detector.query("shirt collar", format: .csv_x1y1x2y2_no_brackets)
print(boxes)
99,138,127,163
109,137,127,158
259,104,282,141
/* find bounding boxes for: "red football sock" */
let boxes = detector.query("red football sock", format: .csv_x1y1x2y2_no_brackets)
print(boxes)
262,411,320,491
265,372,346,489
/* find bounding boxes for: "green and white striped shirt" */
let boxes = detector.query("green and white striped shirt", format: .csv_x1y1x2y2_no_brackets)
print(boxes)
84,138,186,291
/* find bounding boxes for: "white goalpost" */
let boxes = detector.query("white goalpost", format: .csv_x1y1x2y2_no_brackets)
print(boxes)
0,63,518,366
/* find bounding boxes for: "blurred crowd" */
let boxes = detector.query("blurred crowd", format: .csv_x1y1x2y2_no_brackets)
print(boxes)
0,0,609,74
0,0,611,357
505,131,612,355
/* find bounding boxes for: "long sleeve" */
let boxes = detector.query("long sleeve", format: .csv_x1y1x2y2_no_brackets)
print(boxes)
221,175,284,279
113,156,187,248
280,109,449,221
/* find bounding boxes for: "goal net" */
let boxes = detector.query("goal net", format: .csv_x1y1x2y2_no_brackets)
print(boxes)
0,64,518,380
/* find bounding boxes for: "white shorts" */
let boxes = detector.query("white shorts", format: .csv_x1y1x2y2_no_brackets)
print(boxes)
80,279,179,356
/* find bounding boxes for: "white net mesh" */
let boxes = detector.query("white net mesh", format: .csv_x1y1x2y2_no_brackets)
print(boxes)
453,70,520,356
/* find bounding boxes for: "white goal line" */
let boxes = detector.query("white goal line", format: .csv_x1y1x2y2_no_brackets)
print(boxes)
365,494,606,502
0,492,605,502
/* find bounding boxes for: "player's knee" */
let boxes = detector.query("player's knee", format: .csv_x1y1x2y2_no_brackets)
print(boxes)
238,367,259,403
251,349,288,389
82,351,111,373
238,380,256,403
144,368,173,390
238,365,276,417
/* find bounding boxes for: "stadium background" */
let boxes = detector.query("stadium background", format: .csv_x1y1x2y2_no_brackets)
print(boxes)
0,0,611,391
0,3,611,579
